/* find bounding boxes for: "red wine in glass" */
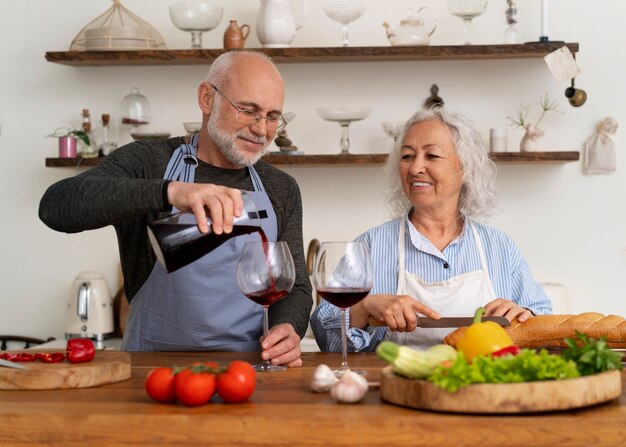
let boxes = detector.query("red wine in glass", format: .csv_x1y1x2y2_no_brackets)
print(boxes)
237,240,295,372
245,287,289,307
312,241,373,376
316,288,370,309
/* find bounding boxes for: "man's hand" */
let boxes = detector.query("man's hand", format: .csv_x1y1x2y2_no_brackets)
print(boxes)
484,298,533,323
167,182,243,234
358,294,441,332
260,323,303,368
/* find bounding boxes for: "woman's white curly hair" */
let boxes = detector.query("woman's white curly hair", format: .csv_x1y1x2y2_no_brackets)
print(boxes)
384,107,498,221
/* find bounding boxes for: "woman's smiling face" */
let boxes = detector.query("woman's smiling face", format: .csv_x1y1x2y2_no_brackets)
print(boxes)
399,119,464,215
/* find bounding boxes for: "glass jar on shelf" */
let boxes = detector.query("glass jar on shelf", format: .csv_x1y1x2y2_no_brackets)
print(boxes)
121,87,151,132
99,113,118,156
78,108,99,158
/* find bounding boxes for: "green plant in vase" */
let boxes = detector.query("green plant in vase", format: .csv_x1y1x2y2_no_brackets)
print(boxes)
507,93,558,152
47,127,92,159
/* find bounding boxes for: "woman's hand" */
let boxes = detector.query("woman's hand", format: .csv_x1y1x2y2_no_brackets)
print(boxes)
484,298,533,323
351,294,440,332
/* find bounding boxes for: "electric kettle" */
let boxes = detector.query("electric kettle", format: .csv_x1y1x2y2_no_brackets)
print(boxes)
65,271,114,343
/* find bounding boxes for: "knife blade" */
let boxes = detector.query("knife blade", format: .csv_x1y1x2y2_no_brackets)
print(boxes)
367,315,511,328
0,358,29,370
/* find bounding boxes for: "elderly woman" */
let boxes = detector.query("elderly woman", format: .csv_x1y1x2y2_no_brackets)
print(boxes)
310,108,552,351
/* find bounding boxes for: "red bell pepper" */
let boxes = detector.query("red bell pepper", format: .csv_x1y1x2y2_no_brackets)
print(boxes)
3,352,35,362
34,352,66,363
492,345,521,357
66,339,95,364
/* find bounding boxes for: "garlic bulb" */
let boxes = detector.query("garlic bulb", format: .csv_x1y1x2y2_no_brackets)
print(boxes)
311,364,339,393
330,370,369,403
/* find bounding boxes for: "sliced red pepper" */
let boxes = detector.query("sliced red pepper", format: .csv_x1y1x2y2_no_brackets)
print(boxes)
4,352,35,362
66,338,95,364
34,352,66,363
492,345,521,357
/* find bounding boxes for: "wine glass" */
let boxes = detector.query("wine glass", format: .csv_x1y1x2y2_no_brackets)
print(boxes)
323,3,366,47
312,241,373,376
381,121,405,152
445,0,488,45
237,241,296,372
169,3,224,49
317,107,372,154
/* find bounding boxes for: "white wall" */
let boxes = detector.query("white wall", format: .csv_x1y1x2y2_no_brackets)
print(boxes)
1,0,624,340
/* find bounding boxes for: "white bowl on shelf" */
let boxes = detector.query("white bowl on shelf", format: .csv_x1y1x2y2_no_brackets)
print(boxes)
316,106,372,123
183,122,202,134
381,121,405,138
130,130,171,141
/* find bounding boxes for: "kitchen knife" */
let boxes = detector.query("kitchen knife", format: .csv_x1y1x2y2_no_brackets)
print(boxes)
367,315,511,328
0,358,29,370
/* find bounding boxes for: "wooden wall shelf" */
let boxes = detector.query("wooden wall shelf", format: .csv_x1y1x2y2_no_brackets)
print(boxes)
44,43,579,66
45,151,579,168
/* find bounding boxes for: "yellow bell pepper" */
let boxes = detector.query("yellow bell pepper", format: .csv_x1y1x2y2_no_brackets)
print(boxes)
456,307,514,362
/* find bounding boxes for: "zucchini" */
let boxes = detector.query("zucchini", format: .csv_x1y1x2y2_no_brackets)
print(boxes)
376,341,458,379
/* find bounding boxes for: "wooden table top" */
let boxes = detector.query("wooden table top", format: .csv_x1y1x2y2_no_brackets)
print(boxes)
0,351,624,446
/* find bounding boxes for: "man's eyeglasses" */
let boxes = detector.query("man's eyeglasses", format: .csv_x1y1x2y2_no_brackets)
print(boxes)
210,84,287,131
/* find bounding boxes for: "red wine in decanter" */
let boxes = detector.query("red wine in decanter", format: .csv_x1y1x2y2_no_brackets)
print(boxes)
148,220,265,273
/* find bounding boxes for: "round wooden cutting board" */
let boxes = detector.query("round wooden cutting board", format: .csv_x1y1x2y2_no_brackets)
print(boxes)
380,366,622,413
0,349,131,390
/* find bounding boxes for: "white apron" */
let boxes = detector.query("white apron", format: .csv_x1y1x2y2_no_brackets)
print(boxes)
384,215,497,350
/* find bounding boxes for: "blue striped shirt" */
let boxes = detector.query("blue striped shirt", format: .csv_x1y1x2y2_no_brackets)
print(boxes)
310,217,552,352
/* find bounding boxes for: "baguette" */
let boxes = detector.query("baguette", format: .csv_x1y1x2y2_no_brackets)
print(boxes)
443,313,626,349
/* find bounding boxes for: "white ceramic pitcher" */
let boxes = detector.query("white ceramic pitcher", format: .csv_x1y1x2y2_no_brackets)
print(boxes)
256,0,307,48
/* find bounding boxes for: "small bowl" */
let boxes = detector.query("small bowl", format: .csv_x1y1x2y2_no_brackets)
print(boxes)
183,122,202,134
381,121,405,138
131,131,171,141
169,3,223,31
316,107,372,123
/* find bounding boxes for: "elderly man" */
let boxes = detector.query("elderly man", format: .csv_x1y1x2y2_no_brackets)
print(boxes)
39,51,312,367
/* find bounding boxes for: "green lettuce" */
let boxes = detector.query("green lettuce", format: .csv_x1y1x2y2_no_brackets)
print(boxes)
427,349,580,393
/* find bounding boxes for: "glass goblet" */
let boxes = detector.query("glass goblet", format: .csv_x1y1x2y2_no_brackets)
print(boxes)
237,241,295,372
323,3,366,47
169,2,224,49
312,241,373,376
317,107,372,154
445,0,488,45
381,121,404,151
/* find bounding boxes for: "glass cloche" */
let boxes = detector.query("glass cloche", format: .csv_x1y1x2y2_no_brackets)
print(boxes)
121,88,151,129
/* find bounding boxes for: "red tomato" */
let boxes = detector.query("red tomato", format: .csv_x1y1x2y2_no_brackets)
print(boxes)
175,369,217,407
144,367,177,403
216,360,256,403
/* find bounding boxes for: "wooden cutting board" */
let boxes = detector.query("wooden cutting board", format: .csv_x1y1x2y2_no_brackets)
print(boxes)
0,349,131,390
380,366,622,413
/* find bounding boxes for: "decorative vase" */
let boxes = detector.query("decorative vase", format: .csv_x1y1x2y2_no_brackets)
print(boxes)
58,136,77,158
256,0,307,48
223,20,250,49
519,124,544,152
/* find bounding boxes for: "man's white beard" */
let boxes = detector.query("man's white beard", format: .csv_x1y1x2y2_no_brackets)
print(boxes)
207,109,269,167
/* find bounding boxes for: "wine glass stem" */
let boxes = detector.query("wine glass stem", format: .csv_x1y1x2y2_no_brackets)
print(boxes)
262,306,271,369
462,18,472,45
190,31,203,49
340,308,349,372
341,24,349,47
340,123,350,154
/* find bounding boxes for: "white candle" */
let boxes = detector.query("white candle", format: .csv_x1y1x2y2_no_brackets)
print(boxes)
541,0,549,37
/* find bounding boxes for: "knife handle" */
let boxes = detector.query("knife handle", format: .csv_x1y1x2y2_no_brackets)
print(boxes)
367,316,385,327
